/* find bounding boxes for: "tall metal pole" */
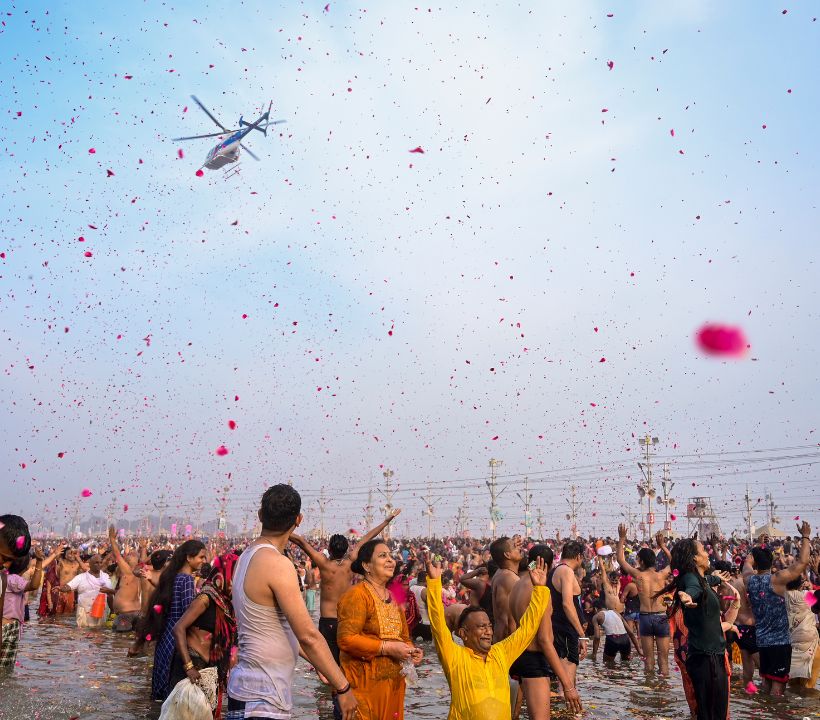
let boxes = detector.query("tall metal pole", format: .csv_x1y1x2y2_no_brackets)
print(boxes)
421,480,437,538
638,434,659,541
378,469,396,540
744,485,759,542
517,476,532,538
156,493,168,536
487,458,504,540
566,485,580,538
365,487,375,529
536,508,545,540
318,486,329,539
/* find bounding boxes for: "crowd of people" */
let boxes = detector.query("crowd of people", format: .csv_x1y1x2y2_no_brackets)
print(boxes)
1,495,819,720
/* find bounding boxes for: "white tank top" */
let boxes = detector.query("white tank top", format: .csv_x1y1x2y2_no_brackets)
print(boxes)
602,609,627,636
411,584,430,624
227,543,300,719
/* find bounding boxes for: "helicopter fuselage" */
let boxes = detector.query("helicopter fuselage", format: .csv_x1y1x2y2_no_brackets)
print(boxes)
203,134,242,169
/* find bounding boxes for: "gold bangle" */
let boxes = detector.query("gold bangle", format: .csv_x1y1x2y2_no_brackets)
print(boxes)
183,660,194,671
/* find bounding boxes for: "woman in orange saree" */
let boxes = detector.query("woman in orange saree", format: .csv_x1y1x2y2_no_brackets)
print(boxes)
337,539,422,720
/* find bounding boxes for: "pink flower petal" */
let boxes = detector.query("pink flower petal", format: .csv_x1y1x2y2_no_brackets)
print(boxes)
696,324,748,357
15,536,25,549
215,445,229,456
81,488,93,497
228,420,237,430
409,146,425,154
88,148,96,154
195,169,204,177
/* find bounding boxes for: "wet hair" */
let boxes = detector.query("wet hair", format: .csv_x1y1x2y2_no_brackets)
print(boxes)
655,538,707,615
457,605,490,630
0,515,31,559
528,544,554,571
489,537,511,566
560,540,585,561
328,533,349,560
751,546,774,571
486,560,499,579
785,575,804,591
149,549,172,571
140,539,206,642
350,538,385,575
7,555,31,575
637,548,657,571
259,484,302,533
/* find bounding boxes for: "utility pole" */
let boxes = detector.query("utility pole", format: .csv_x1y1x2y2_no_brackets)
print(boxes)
194,499,204,536
156,493,168,536
364,486,375,530
536,508,545,540
317,486,330,539
487,458,505,540
764,489,780,531
744,485,760,542
657,463,676,533
516,476,533,538
637,434,659,540
565,485,580,538
378,469,397,540
421,480,438,538
622,506,637,539
454,492,468,537
217,484,231,535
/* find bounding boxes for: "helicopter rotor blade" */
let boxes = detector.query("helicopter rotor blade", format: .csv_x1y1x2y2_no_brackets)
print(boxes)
190,95,228,131
240,143,261,161
173,130,238,141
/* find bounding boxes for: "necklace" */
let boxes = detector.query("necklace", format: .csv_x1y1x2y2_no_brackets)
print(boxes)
364,577,391,603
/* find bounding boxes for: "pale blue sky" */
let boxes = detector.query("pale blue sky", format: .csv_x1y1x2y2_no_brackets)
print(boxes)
1,1,818,538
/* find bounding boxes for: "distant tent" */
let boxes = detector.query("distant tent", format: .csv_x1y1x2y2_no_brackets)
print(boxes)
754,523,785,540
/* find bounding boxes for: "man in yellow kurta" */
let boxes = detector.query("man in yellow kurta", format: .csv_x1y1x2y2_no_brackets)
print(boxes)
426,555,551,720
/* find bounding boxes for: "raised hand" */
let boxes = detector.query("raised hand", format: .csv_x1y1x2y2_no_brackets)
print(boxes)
655,531,667,548
528,556,547,586
618,524,628,541
798,521,811,538
389,508,402,519
425,553,442,580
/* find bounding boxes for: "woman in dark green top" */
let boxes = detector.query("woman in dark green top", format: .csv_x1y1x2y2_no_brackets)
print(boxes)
656,539,734,720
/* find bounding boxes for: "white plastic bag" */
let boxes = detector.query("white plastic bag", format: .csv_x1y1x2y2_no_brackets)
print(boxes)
158,677,213,720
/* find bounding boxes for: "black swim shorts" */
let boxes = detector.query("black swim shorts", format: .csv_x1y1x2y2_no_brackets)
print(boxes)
758,644,792,684
509,650,555,679
553,630,580,665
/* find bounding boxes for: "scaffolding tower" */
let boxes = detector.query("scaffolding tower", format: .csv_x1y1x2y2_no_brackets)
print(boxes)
686,497,721,540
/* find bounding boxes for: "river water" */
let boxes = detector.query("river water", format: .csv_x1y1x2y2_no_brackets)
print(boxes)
1,610,817,720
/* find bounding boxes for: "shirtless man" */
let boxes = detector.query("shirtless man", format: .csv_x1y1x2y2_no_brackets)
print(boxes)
108,526,142,631
728,568,759,686
509,545,583,719
54,546,83,615
489,535,524,642
548,540,588,691
289,508,401,664
616,526,671,676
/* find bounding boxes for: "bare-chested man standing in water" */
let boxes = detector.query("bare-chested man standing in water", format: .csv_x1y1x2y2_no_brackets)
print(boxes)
729,569,759,686
616,526,671,676
289,509,402,663
108,526,142,632
54,546,84,615
489,535,524,643
509,544,583,720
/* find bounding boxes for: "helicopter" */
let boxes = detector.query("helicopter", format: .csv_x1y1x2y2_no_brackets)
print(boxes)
173,95,285,173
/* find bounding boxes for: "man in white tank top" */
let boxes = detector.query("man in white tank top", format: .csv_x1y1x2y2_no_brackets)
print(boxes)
592,608,642,662
226,484,358,720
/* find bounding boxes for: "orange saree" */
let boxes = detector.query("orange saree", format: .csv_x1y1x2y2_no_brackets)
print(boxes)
337,581,410,720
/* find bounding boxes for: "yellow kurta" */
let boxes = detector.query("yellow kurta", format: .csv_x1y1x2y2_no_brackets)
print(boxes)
337,581,410,720
427,576,549,720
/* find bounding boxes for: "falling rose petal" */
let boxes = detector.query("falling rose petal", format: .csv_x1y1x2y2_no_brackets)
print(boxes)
215,445,229,456
16,536,25,549
409,146,425,154
745,681,758,694
599,357,606,363
106,169,115,177
672,569,679,577
794,516,800,520
670,129,675,137
696,323,748,357
228,420,237,430
57,452,65,458
195,169,204,177
491,436,499,440
88,148,96,154
177,148,184,159
84,251,93,257
806,591,819,607
601,108,609,113
153,604,163,613
606,60,614,70
81,488,93,497
123,504,129,512
670,513,677,521
145,634,152,642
